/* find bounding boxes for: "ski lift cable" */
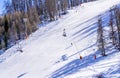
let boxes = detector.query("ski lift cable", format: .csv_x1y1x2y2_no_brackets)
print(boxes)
62,27,79,59
72,41,81,58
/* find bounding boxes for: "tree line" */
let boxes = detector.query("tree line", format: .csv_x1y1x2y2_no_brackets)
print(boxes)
97,6,120,56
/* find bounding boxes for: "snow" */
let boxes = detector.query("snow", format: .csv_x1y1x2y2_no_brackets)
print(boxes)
0,0,120,78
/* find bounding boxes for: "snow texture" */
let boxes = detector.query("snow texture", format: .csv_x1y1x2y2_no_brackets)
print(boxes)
0,0,120,78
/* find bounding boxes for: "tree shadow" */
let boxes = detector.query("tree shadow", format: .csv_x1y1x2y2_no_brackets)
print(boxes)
68,43,96,58
102,64,120,77
71,9,111,42
78,29,97,42
71,22,97,40
51,51,102,78
51,44,118,78
73,15,98,29
17,73,27,78
109,67,120,75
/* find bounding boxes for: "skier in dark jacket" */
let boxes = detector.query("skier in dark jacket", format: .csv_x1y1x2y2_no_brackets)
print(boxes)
63,28,67,37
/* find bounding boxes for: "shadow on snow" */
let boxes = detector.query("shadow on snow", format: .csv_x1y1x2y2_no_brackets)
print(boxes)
51,44,118,78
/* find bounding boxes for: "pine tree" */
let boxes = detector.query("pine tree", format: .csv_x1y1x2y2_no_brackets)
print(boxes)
4,15,9,33
114,7,120,49
0,26,3,49
61,0,68,14
97,18,106,56
45,0,58,21
109,9,116,45
3,15,9,49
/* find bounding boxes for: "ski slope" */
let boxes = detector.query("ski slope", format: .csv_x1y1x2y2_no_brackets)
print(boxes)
0,0,120,78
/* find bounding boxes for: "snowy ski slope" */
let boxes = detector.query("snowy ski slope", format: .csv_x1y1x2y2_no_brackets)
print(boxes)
0,0,120,78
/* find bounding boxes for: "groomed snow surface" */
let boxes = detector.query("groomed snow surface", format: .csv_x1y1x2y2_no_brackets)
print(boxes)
0,0,120,78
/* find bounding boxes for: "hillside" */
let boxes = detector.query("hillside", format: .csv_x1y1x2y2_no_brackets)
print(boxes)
0,0,120,78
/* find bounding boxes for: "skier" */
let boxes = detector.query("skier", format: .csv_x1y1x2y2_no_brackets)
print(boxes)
94,54,96,60
63,28,67,37
80,55,82,60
